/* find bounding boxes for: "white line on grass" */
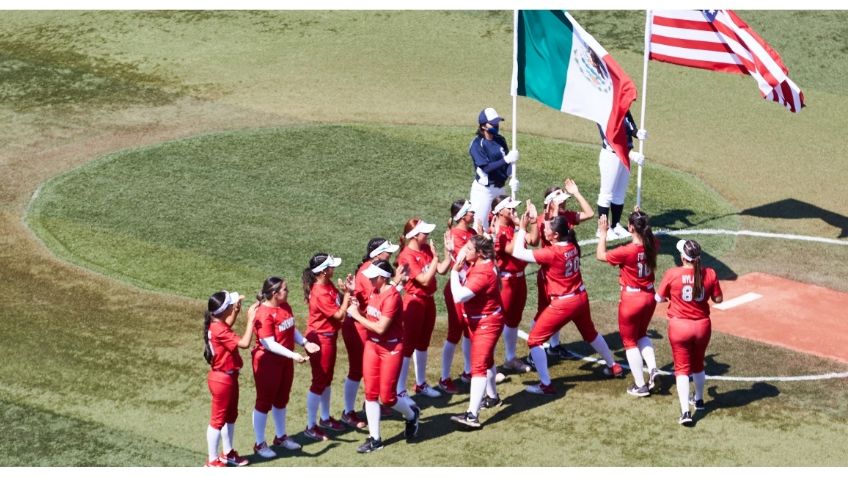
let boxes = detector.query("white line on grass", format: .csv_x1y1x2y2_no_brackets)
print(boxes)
578,228,848,247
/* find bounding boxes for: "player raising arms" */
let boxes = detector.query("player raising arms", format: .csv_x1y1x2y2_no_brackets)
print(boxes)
511,210,623,395
250,277,319,459
596,210,660,397
347,259,422,453
449,235,505,428
301,253,354,441
656,240,723,426
438,199,476,393
396,218,451,401
202,290,256,467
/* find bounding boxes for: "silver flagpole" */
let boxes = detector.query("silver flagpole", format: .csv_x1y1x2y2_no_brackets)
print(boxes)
510,9,519,200
636,10,652,208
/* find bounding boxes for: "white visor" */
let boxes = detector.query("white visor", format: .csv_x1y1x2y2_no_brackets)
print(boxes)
369,240,400,258
405,220,436,239
362,263,392,279
543,190,571,206
492,197,521,215
213,291,240,316
452,200,473,222
311,255,342,274
676,240,695,262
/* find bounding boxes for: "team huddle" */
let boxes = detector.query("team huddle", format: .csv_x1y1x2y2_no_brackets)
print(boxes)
200,108,724,466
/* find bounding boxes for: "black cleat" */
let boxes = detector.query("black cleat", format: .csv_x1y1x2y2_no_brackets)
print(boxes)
356,436,383,454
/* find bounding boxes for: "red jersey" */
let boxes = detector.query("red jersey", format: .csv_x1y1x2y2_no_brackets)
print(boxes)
208,320,243,373
657,266,722,320
254,303,296,352
462,259,503,317
398,246,437,296
308,282,343,334
354,261,373,316
448,227,475,262
533,242,584,296
605,239,659,289
494,225,528,273
365,286,403,342
537,211,580,247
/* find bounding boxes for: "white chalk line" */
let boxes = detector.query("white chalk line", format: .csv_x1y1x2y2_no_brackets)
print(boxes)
714,292,762,310
578,228,848,247
515,331,848,382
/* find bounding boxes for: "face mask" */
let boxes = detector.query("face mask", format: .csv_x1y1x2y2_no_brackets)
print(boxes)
487,126,499,135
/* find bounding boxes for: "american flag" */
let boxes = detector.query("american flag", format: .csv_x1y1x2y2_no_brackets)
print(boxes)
649,10,805,113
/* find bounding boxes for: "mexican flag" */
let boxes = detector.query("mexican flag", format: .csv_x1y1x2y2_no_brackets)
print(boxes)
512,10,637,168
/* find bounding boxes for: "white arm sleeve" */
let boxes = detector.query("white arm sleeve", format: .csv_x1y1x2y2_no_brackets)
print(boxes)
654,293,665,303
294,329,306,346
259,337,299,359
511,229,537,263
450,270,476,304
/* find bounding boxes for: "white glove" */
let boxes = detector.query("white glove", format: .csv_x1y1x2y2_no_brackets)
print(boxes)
629,150,645,166
636,129,648,141
504,150,520,164
509,177,520,192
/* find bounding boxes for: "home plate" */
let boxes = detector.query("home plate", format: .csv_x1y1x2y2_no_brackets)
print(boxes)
655,272,848,364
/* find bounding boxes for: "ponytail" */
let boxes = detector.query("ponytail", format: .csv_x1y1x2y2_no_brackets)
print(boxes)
681,239,704,298
399,217,421,256
359,237,386,272
550,216,580,256
203,291,228,365
302,253,328,304
629,210,657,273
257,276,284,303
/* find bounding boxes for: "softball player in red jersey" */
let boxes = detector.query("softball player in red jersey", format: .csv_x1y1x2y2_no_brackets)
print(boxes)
203,290,256,467
439,199,476,393
250,277,319,458
489,195,535,374
449,235,505,428
656,239,723,426
531,179,594,358
511,213,623,395
301,252,354,441
596,211,661,397
396,218,451,401
348,260,422,453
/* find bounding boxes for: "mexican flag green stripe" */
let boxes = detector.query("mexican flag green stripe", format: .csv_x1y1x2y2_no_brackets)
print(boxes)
516,10,574,111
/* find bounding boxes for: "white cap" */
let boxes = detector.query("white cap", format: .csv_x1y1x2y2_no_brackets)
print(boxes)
369,240,400,258
311,255,343,274
492,197,521,215
452,200,473,222
362,263,392,279
676,240,695,262
543,189,571,206
405,220,436,239
212,291,241,316
478,107,504,125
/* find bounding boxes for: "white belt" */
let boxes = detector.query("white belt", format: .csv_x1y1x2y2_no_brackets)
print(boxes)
369,337,399,343
500,271,525,278
550,285,586,300
463,306,502,320
623,284,654,293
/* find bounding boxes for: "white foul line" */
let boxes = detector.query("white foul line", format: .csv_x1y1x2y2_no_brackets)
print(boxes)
714,292,762,310
578,228,848,247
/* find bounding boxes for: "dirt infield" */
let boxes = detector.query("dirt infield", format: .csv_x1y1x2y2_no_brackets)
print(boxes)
655,272,848,364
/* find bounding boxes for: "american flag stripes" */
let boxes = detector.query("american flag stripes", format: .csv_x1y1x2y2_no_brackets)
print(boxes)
649,10,805,113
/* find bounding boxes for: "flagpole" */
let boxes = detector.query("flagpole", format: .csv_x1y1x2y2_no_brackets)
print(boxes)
636,10,652,209
510,9,519,201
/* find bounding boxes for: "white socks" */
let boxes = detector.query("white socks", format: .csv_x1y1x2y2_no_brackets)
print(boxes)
391,394,415,420
365,400,381,440
693,371,706,401
306,391,321,427
549,331,561,348
397,357,411,394
222,422,234,454
343,378,360,413
441,341,456,380
485,365,498,398
206,425,221,462
271,406,286,438
469,377,486,415
320,387,332,421
590,335,616,367
530,346,551,385
414,350,428,385
637,336,657,370
625,347,646,387
253,410,268,444
462,337,472,374
503,326,518,361
676,375,690,414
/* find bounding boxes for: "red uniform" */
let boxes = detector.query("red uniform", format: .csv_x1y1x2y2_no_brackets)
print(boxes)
534,211,580,321
605,240,658,349
494,225,528,328
528,243,598,348
251,303,296,413
443,227,474,344
342,262,371,382
397,246,437,358
306,282,343,394
207,320,243,429
461,260,504,377
362,286,405,406
656,266,723,376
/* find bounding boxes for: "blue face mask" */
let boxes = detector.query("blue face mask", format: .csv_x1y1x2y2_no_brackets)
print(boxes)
487,125,499,135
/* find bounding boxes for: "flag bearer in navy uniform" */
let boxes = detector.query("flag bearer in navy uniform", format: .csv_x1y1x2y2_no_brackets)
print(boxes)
468,107,520,231
596,110,647,240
